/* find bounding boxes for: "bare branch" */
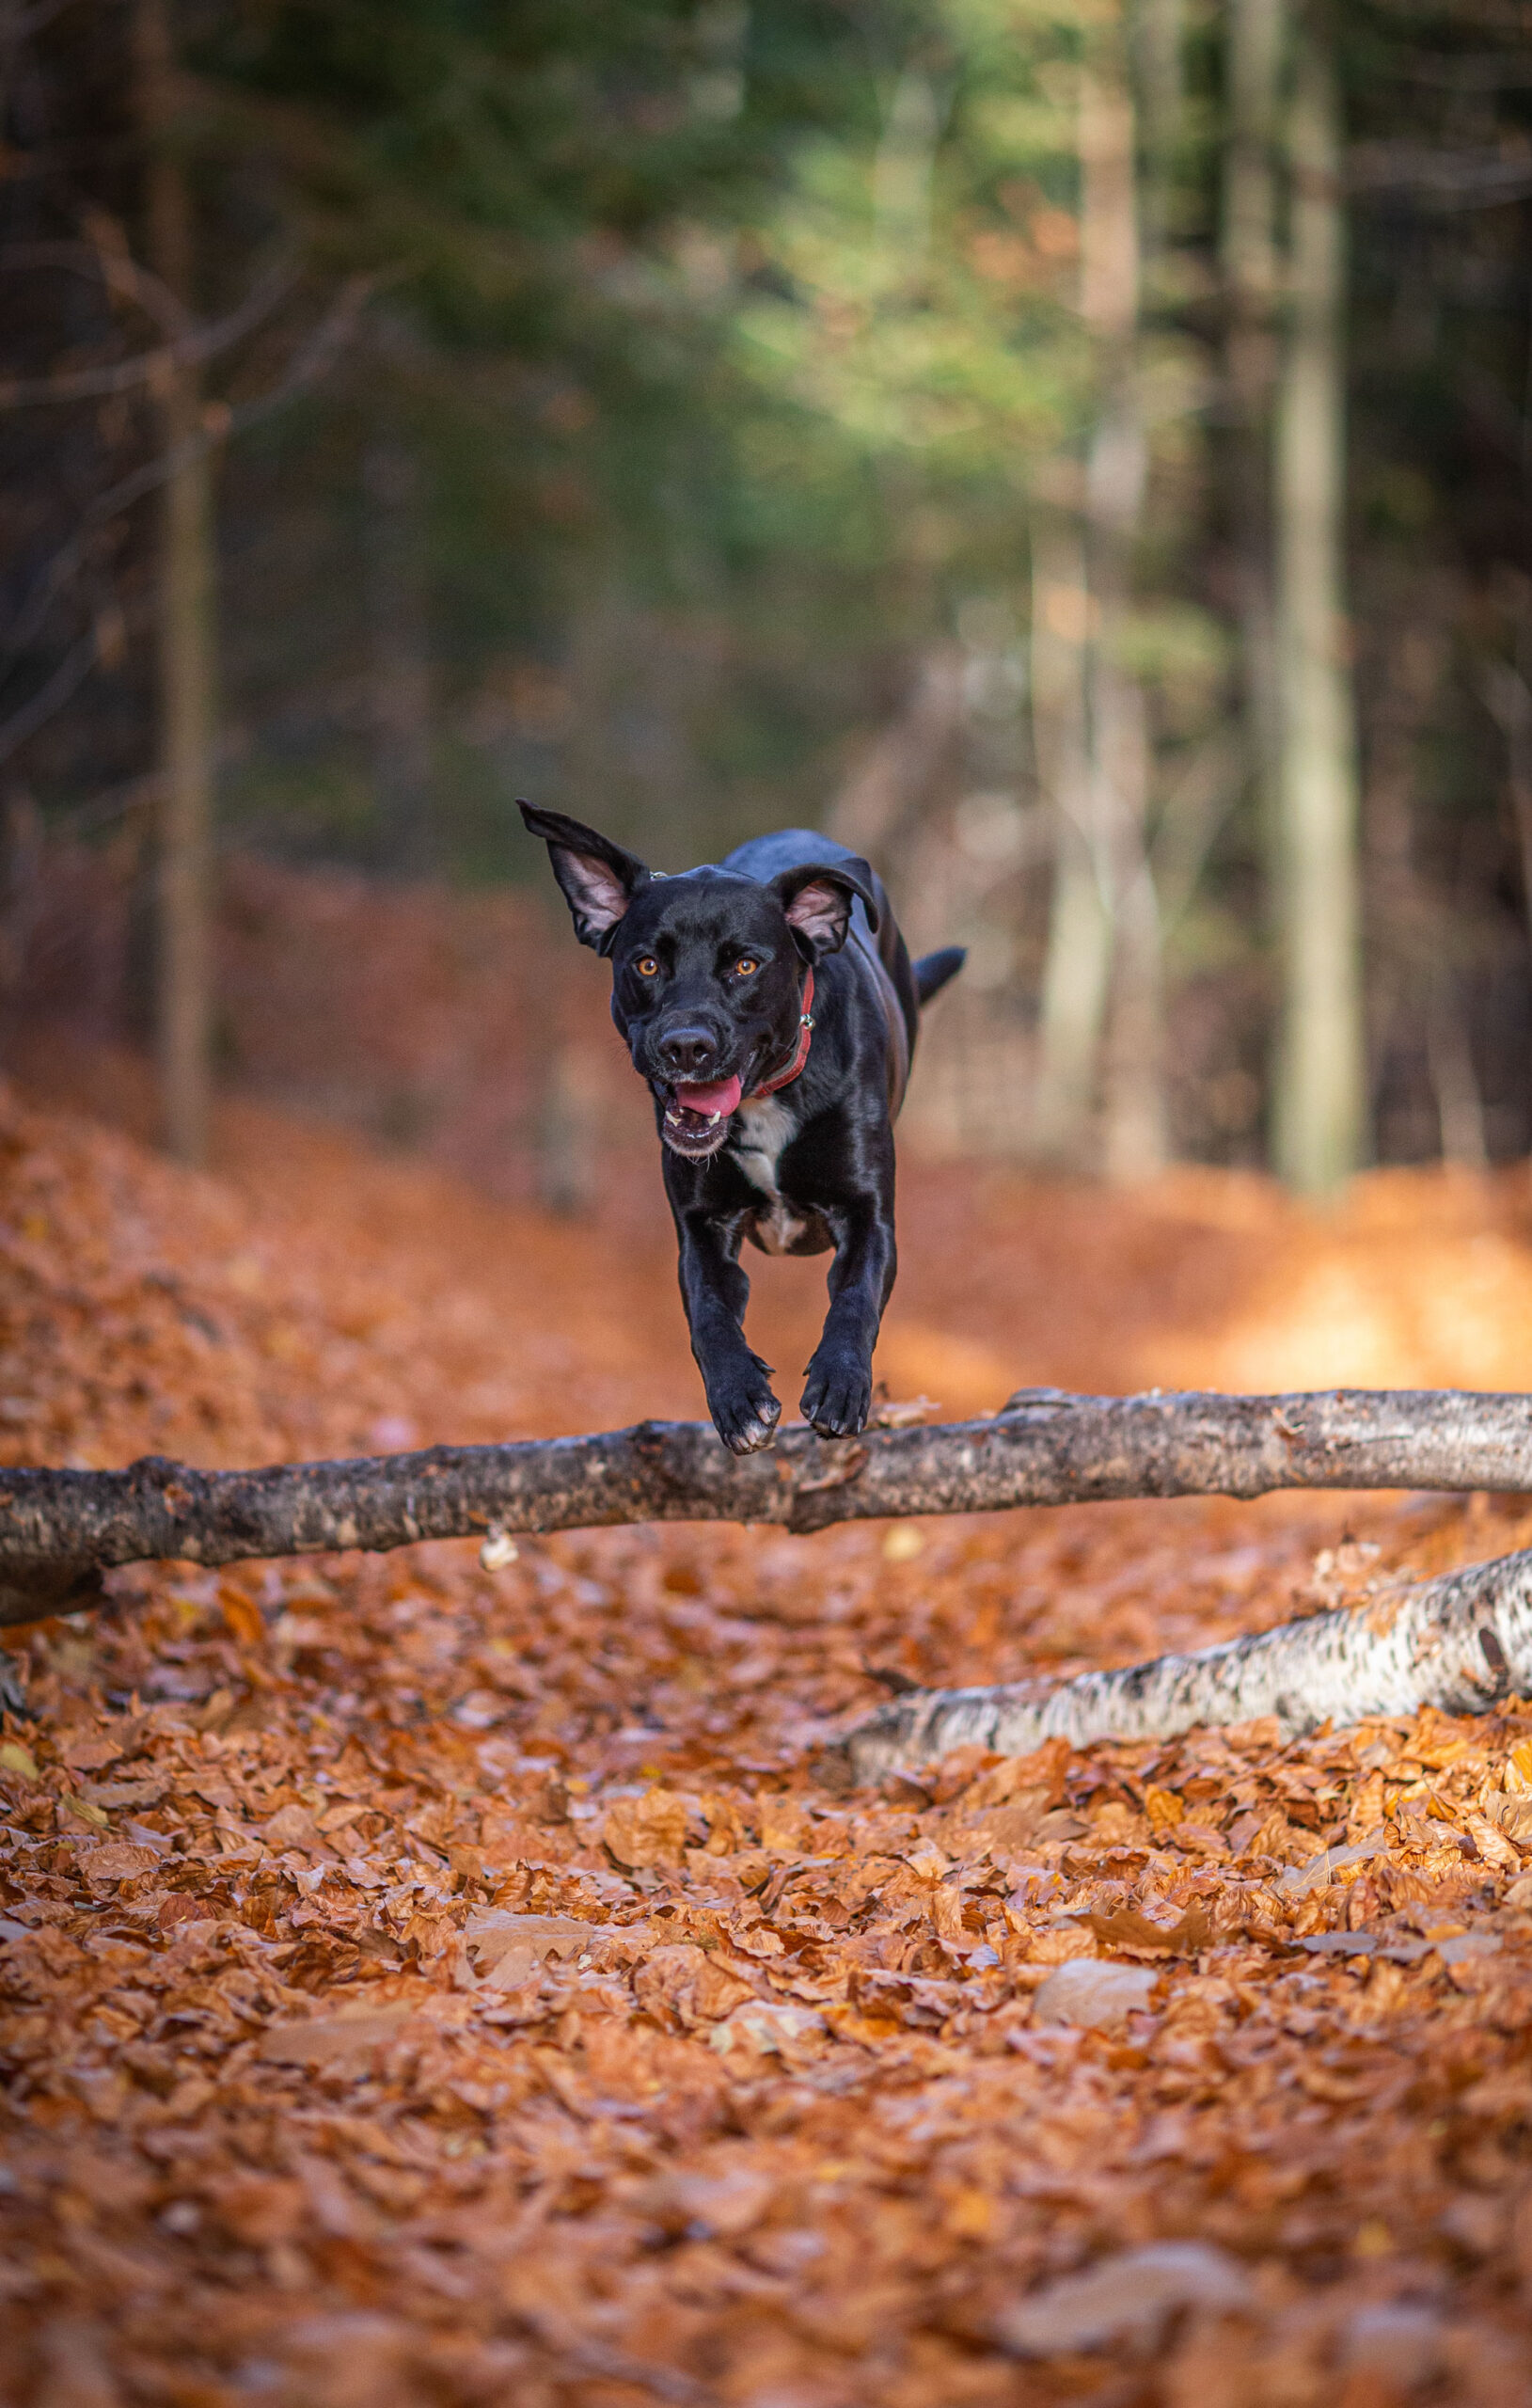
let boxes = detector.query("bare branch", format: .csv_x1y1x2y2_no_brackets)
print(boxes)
2,236,197,338
1349,141,1532,208
0,254,295,408
0,626,105,769
0,275,378,754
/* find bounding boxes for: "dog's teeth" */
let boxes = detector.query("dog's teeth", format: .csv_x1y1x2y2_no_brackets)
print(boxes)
706,1112,720,1126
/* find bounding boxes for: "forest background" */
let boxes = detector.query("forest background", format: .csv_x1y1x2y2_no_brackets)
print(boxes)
3,0,1531,1196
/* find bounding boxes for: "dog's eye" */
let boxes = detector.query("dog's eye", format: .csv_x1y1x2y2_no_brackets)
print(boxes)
636,957,659,978
734,957,758,977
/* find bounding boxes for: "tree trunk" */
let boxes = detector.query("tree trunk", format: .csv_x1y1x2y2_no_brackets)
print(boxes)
1030,520,1109,1164
1133,0,1185,270
1271,21,1366,1195
1426,974,1489,1169
831,1544,1532,1780
1482,658,1532,964
8,1386,1532,1621
364,331,435,879
826,647,965,863
1081,12,1166,1180
1223,0,1284,988
133,0,216,1169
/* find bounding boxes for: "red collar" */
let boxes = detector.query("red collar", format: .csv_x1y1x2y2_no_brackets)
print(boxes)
750,967,814,1099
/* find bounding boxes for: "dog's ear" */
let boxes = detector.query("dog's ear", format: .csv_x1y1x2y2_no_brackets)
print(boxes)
768,857,879,958
519,803,651,954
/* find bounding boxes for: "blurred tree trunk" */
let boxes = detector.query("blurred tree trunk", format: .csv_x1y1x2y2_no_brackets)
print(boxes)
1082,9,1166,1180
1030,519,1108,1164
1482,657,1532,962
828,648,964,862
1134,0,1185,266
365,422,435,879
134,0,215,1166
1223,0,1283,920
1271,20,1366,1193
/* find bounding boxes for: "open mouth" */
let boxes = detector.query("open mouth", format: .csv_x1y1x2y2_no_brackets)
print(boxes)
661,1073,743,1160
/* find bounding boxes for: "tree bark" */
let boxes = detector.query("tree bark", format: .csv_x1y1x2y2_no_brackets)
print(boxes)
1030,518,1109,1165
134,0,216,1169
826,647,966,863
1223,0,1284,987
6,1386,1532,1624
1081,12,1167,1181
1134,0,1186,271
364,319,435,879
1271,20,1366,1195
830,1545,1532,1782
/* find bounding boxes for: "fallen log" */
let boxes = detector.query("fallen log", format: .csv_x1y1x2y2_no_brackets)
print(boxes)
827,1545,1532,1783
1,1385,1531,1624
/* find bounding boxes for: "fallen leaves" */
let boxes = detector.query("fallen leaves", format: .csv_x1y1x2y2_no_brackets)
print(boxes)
602,1788,692,1869
6,1085,1532,2401
258,2003,422,2070
1086,1902,1213,1956
997,2241,1252,2356
1032,1959,1158,2032
633,1944,758,2032
462,1909,600,1989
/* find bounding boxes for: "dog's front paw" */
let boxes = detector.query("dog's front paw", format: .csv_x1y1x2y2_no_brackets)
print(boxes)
800,1350,872,1439
707,1366,782,1455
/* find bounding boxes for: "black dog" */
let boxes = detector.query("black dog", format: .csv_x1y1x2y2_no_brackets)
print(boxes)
520,806,964,1453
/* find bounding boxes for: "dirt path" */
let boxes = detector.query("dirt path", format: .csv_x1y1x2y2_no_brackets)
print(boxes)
4,1062,1532,2403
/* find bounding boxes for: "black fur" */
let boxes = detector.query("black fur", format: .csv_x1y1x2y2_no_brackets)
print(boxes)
912,945,965,1006
520,804,965,1453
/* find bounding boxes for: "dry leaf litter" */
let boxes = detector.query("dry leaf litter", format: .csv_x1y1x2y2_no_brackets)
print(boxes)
5,1062,1532,2404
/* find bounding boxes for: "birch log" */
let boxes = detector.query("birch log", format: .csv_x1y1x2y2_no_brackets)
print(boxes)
2,1386,1532,1624
829,1546,1532,1783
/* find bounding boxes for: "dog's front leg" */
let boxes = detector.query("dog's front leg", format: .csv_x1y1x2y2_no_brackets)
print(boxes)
801,1194,896,1439
671,1205,782,1454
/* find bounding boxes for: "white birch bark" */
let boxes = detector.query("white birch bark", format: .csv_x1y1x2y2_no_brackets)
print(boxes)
836,1546,1532,1781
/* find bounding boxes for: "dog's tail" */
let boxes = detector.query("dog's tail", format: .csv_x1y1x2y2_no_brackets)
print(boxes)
912,945,966,1006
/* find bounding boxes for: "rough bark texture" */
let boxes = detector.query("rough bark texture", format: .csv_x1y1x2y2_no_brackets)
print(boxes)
829,1545,1532,1782
5,1385,1532,1624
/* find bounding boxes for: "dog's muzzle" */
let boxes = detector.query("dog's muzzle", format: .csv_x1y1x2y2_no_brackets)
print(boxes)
661,1072,742,1160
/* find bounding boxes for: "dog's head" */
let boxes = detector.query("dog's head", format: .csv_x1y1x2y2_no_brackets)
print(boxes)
519,805,877,1161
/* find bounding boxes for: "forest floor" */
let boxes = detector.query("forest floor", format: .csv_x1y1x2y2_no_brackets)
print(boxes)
5,1043,1532,2404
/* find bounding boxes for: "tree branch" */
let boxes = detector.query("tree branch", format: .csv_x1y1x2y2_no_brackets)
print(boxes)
0,274,377,760
3,1385,1532,1624
827,1545,1532,1782
0,254,295,408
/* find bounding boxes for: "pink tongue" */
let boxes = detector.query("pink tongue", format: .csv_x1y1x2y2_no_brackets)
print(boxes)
675,1074,742,1117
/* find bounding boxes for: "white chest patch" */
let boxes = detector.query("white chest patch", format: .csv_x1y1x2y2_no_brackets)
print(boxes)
731,1097,805,1253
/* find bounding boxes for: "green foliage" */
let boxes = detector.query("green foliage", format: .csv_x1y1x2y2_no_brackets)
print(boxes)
8,0,1532,1159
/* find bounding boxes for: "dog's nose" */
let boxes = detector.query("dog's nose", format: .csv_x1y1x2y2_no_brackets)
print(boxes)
658,1026,719,1080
